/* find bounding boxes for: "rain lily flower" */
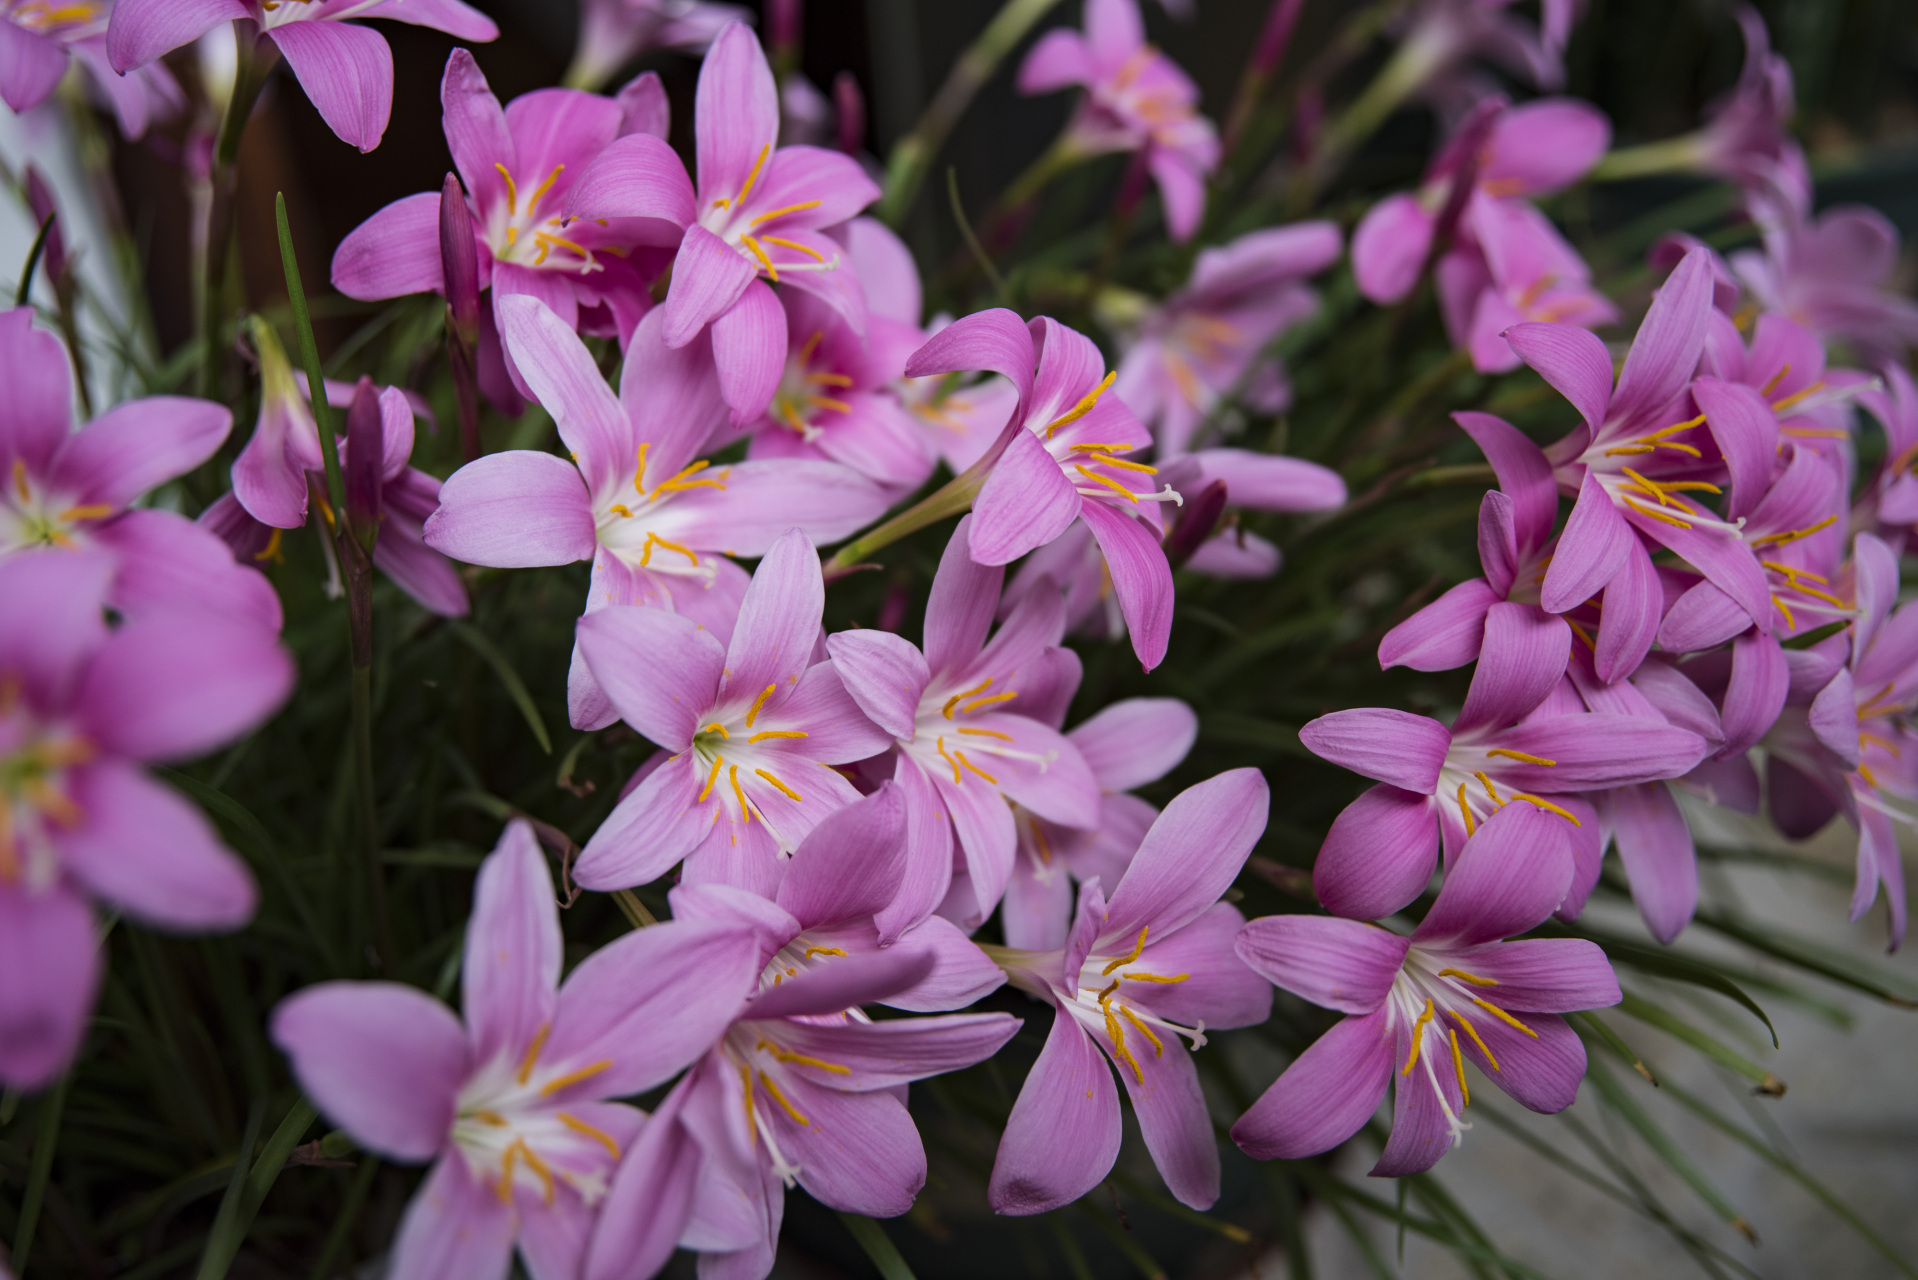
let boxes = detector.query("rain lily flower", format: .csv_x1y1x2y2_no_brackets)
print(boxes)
1731,205,1918,364
1002,697,1199,951
1666,6,1808,229
563,22,881,423
1440,194,1619,373
1302,601,1709,921
227,320,466,618
1016,0,1220,241
0,307,281,630
0,551,293,1088
2,0,183,137
332,51,671,395
1761,533,1913,949
987,768,1274,1213
1498,247,1778,646
825,515,1101,935
424,297,888,729
1863,363,1918,533
271,820,764,1279
567,529,894,897
1111,221,1342,455
905,309,1183,670
564,0,744,93
1392,0,1583,99
744,286,935,496
584,797,1020,1280
105,0,497,152
1231,802,1621,1176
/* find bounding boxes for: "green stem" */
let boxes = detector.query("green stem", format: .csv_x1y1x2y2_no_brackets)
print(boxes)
12,1072,70,1273
13,211,53,308
1590,134,1706,182
877,0,1067,226
307,1156,379,1280
273,193,346,518
824,461,989,573
199,26,274,400
350,663,389,969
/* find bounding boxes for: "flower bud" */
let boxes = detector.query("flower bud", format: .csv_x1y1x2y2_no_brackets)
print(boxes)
1165,479,1228,570
344,376,383,546
439,172,480,344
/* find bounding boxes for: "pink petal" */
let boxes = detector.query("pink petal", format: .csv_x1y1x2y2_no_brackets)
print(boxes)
1481,98,1610,195
903,308,1035,409
661,224,759,347
0,307,74,475
1720,629,1788,757
572,756,712,890
936,766,1018,927
1692,376,1779,520
710,279,788,423
268,19,394,153
1600,783,1696,943
1610,247,1714,425
497,295,632,498
371,504,470,619
1002,849,1074,951
1313,784,1441,921
1148,149,1208,244
57,761,255,929
1459,1008,1585,1114
649,459,891,555
1067,697,1196,791
0,23,68,113
923,515,1002,675
1017,28,1092,92
619,309,728,483
1594,540,1661,684
96,509,284,631
877,757,954,942
270,981,467,1160
1187,450,1346,512
77,612,291,763
1452,411,1559,550
1231,1008,1392,1160
1127,902,1271,1031
363,0,497,39
1453,602,1572,733
1101,767,1269,943
1379,579,1500,672
777,783,908,926
50,396,230,509
385,1156,516,1280
1541,472,1635,613
330,192,446,301
841,217,921,326
1299,708,1451,792
770,660,893,762
1351,193,1435,305
1502,323,1615,435
424,450,596,568
1639,514,1772,634
969,426,1083,565
1236,914,1407,1012
563,131,696,232
747,145,881,233
1413,803,1573,946
462,822,561,1067
1115,1030,1218,1207
694,22,778,204
576,605,724,750
440,49,514,210
766,1012,1021,1093
1451,937,1619,1012
824,631,928,739
1080,499,1175,672
615,69,671,139
1486,713,1707,790
0,883,99,1090
718,528,822,711
881,915,1006,1011
583,1081,701,1280
0,550,109,700
989,1010,1120,1214
766,1076,923,1216
104,0,245,72
746,947,935,1020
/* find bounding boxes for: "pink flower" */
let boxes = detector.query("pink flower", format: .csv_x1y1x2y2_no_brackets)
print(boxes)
332,51,671,397
1113,222,1342,455
988,769,1274,1214
2,0,183,137
224,322,467,618
424,297,890,729
826,516,1101,935
0,307,280,631
0,550,292,1088
1731,206,1918,364
566,0,744,93
563,22,882,424
1232,802,1621,1177
271,820,764,1279
583,789,1019,1280
1693,6,1808,228
567,529,894,896
106,0,498,152
1017,0,1219,241
906,309,1183,670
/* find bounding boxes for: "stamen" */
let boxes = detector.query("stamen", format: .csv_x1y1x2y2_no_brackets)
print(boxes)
1773,594,1797,630
1120,1005,1164,1057
557,1111,623,1159
802,946,847,959
739,1063,758,1144
806,370,854,387
1640,413,1706,442
1120,971,1189,984
1102,927,1150,975
1437,968,1499,987
1771,379,1826,412
1403,999,1436,1075
1458,783,1475,837
1619,494,1694,529
57,503,113,522
519,1141,557,1204
253,528,284,563
702,723,731,739
539,1059,614,1096
957,727,1014,740
470,1109,509,1126
496,1140,519,1202
1448,1009,1499,1070
608,504,634,518
755,768,803,802
758,1070,810,1125
653,459,729,496
699,753,726,802
746,684,778,727
954,751,998,784
760,235,826,262
1751,514,1837,548
494,163,520,215
748,730,808,742
1485,749,1556,766
1074,466,1139,504
1469,997,1540,1038
806,395,852,414
740,234,779,282
749,200,822,226
756,1039,852,1074
1474,771,1501,804
524,164,564,214
517,1024,552,1085
1450,1029,1470,1105
1103,1006,1144,1083
1567,620,1596,652
1759,365,1791,397
737,144,770,205
936,735,963,784
1508,793,1583,825
633,442,650,494
961,691,1018,714
730,765,751,823
1044,371,1119,437
943,678,993,719
12,458,31,501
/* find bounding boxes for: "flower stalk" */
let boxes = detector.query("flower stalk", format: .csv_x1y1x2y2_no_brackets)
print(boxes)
199,23,277,399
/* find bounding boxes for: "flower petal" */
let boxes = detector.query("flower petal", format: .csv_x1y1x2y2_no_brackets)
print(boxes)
694,22,778,203
823,630,928,739
1720,629,1789,758
385,1156,516,1280
719,528,822,712
1067,697,1197,792
903,308,1035,410
777,782,908,927
771,1077,923,1217
1100,767,1269,944
57,761,255,930
77,612,292,763
105,0,245,73
0,306,74,475
582,1080,701,1280
1351,194,1435,305
573,756,713,890
330,192,446,301
1079,498,1175,672
1453,937,1620,1014
757,1011,1020,1093
969,426,1082,566
1460,1009,1586,1114
0,883,99,1090
50,396,230,509
1313,784,1441,921
562,131,697,230
498,295,632,498
576,604,725,749
1237,914,1407,1012
989,1009,1120,1214
268,18,394,153
1413,803,1573,946
1299,708,1451,792
424,450,596,568
1453,603,1572,734
1379,578,1501,672
710,278,787,424
1610,246,1714,425
461,821,561,1067
1540,473,1635,613
1502,323,1614,433
746,947,937,1020
661,223,759,347
1231,1008,1392,1160
1453,411,1560,552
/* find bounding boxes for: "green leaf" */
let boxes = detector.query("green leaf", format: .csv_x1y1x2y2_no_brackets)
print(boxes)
1592,934,1779,1046
11,1071,70,1272
274,193,346,519
1574,1010,1658,1085
1695,910,1918,1006
1616,991,1784,1094
1584,1058,1756,1244
839,1213,918,1280
1782,620,1848,649
450,620,553,754
195,1097,317,1280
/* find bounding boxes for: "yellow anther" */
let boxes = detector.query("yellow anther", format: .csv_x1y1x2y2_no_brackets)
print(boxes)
801,946,848,959
469,1109,509,1126
517,1024,552,1085
740,234,779,282
755,768,802,802
253,528,285,564
496,1140,519,1202
954,751,998,784
1403,999,1436,1075
520,1141,557,1204
56,503,113,522
1104,1008,1145,1083
1485,749,1556,766
633,441,650,493
1449,1009,1499,1070
936,735,963,784
699,752,726,802
1509,793,1583,826
745,683,778,727
942,677,993,719
739,1063,757,1143
1859,763,1881,788
758,1070,810,1125
539,1059,614,1096
1474,771,1501,803
525,164,564,214
729,765,751,822
748,730,808,742
608,504,634,518
1450,1028,1470,1105
1619,495,1694,529
1641,413,1706,442
760,235,826,262
1759,365,1791,397
1102,926,1150,975
1074,465,1139,502
756,1039,852,1073
1120,1005,1164,1057
1751,514,1838,548
1771,379,1826,412
1567,620,1596,652
807,394,852,413
737,144,770,204
557,1111,623,1159
702,723,731,739
1773,594,1797,630
1120,971,1189,984
749,200,822,226
1437,968,1499,987
1458,783,1475,837
956,727,1013,740
960,691,1019,714
1044,371,1118,437
1470,997,1540,1038
806,371,855,387
653,459,728,496
494,162,520,215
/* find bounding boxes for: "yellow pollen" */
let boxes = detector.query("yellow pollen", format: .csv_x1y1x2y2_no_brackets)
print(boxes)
1470,997,1540,1038
943,678,993,719
737,144,770,204
1760,365,1791,397
756,1039,851,1073
12,459,30,502
755,768,802,802
1120,1004,1164,1057
1509,793,1583,826
1450,1028,1470,1105
56,503,113,522
761,235,826,262
1120,971,1189,984
253,528,284,563
1474,771,1501,803
632,442,650,493
758,1070,810,1125
470,1109,509,1126
1641,413,1707,442
517,1024,552,1085
954,751,998,784
1103,926,1150,975
1619,495,1694,528
1437,968,1499,987
1859,763,1881,788
496,1141,519,1202
539,1059,614,1097
1449,1009,1499,1070
1403,999,1436,1075
936,735,963,784
1074,465,1138,503
1104,1007,1144,1083
1044,371,1118,438
653,459,728,496
608,504,634,518
745,684,778,728
494,163,520,215
730,765,751,823
749,200,822,226
525,164,564,214
557,1111,623,1159
1771,379,1826,412
640,532,701,567
702,723,731,739
957,727,1013,740
961,691,1018,714
748,730,808,742
1773,594,1797,630
802,946,848,959
699,752,726,802
1458,783,1476,837
1751,514,1838,548
519,1140,557,1204
1485,749,1556,766
740,234,779,281
739,1063,757,1143
806,370,855,387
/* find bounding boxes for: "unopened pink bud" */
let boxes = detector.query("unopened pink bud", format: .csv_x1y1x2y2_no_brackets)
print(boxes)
439,172,480,341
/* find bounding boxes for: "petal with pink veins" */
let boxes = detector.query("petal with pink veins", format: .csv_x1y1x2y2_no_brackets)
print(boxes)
1236,914,1408,1013
424,451,596,568
989,1009,1120,1214
1231,1008,1391,1160
267,19,395,153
